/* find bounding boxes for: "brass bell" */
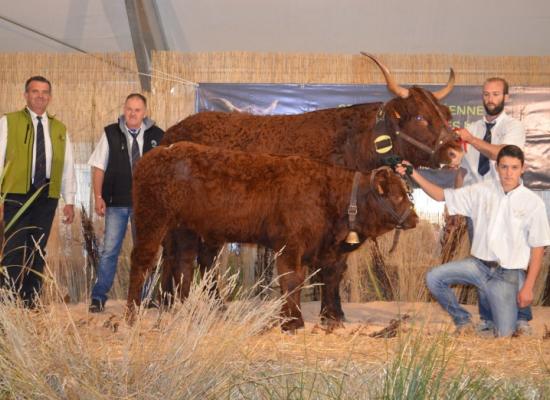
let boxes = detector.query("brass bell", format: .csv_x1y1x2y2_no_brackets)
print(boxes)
345,231,360,244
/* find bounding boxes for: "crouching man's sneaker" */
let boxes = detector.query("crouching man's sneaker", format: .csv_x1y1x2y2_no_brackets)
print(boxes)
515,320,533,336
89,298,105,313
475,319,495,336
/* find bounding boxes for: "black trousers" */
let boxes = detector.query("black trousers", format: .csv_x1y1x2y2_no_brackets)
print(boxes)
2,186,58,307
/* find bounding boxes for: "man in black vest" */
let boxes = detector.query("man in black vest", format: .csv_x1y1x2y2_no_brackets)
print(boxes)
88,93,163,312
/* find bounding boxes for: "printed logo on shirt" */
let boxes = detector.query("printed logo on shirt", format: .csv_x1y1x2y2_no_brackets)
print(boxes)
151,140,158,148
512,208,527,219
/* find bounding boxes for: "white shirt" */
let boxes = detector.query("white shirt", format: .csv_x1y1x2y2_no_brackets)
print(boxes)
444,179,550,269
88,122,145,171
0,108,76,204
461,112,525,186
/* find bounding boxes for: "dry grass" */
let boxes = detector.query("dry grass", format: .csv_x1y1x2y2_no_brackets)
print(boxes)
1,278,550,398
0,266,286,399
1,238,550,398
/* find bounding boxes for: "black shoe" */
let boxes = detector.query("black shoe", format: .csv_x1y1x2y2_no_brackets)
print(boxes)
89,298,105,313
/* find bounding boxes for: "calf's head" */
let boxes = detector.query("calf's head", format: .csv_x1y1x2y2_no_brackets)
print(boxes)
359,167,419,237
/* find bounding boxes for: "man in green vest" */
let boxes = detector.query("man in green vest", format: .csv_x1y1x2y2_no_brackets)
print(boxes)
0,76,76,308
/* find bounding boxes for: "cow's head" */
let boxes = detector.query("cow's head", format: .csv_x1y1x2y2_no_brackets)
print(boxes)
359,167,419,238
362,52,463,169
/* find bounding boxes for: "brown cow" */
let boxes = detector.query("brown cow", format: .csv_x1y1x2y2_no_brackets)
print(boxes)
127,142,418,330
156,53,461,323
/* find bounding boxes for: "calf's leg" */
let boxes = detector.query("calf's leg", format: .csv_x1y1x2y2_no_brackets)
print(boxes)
197,240,224,300
160,226,200,306
319,257,348,327
276,250,306,331
126,221,168,321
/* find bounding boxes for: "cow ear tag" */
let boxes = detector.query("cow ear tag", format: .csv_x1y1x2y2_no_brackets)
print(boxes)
374,135,393,154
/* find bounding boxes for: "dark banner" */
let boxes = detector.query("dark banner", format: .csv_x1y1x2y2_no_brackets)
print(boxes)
197,83,550,190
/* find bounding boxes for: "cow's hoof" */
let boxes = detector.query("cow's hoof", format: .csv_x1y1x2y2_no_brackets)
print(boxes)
281,317,305,332
320,314,347,325
319,317,345,331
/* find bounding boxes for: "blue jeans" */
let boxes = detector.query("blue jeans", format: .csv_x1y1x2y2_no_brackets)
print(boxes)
465,217,532,323
91,207,134,304
426,256,524,336
478,281,532,323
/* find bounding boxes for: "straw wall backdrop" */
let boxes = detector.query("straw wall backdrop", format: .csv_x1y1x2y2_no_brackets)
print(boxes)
153,51,550,87
0,50,549,302
2,51,550,146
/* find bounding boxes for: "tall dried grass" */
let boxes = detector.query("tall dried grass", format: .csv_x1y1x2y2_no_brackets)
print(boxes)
0,277,548,398
342,221,443,303
0,264,285,399
43,211,550,308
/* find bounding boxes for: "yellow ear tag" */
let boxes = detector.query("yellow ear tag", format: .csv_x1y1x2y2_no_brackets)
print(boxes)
374,134,393,154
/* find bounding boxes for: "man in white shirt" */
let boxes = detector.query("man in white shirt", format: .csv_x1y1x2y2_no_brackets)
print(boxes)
0,76,76,308
456,78,525,186
88,94,164,312
455,78,532,333
397,145,550,337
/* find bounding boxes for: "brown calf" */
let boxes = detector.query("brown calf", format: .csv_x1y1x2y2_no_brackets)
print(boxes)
128,142,418,330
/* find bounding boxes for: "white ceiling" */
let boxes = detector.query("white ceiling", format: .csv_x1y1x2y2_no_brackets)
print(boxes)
1,0,550,55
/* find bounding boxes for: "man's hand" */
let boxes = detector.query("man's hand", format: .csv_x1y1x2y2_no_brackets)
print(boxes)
455,128,474,143
63,204,75,224
95,197,106,217
517,285,534,308
395,160,413,177
447,147,465,168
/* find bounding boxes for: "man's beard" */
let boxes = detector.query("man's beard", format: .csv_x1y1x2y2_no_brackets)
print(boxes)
484,98,505,116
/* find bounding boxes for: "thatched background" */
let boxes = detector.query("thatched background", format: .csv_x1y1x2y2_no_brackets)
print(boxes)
0,51,549,303
3,51,550,144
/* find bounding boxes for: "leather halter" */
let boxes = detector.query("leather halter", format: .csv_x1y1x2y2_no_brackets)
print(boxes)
374,92,458,160
368,167,414,229
347,167,414,236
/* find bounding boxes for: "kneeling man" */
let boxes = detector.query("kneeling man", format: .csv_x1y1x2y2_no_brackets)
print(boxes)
397,145,550,336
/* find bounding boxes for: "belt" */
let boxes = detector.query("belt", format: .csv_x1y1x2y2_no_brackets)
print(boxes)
477,258,499,269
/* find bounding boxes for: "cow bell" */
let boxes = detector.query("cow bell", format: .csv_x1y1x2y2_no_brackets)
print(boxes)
345,230,360,244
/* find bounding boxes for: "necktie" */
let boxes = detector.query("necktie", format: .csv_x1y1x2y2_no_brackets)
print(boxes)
34,115,46,187
477,122,495,176
128,128,140,169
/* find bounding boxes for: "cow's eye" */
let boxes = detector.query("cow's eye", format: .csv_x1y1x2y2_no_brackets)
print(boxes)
415,115,424,121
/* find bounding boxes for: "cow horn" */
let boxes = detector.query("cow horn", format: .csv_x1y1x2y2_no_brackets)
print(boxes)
360,52,409,99
432,68,455,100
